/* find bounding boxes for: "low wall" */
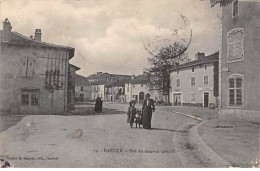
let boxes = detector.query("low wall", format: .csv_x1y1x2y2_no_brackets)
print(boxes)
219,109,260,123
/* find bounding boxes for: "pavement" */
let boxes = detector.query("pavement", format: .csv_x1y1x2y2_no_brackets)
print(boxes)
0,102,259,168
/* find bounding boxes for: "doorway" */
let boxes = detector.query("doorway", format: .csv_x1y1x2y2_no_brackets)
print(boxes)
204,92,209,107
173,93,182,106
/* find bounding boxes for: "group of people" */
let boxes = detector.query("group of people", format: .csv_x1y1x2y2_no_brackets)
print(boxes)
94,97,103,113
127,93,155,129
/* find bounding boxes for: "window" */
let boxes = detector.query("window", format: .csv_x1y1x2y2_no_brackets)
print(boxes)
133,85,135,88
204,76,209,86
141,84,143,87
176,79,180,87
81,87,84,91
227,28,244,62
232,0,238,17
191,77,195,86
21,88,39,107
228,75,243,107
127,87,129,92
21,94,29,106
190,93,196,103
192,67,195,72
20,57,35,77
177,70,179,74
31,93,39,106
205,65,207,70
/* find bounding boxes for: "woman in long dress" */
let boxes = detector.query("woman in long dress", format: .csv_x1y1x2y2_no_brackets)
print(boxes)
142,93,155,129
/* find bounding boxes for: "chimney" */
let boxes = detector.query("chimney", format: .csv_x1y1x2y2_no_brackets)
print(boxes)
131,75,135,80
2,18,12,41
34,29,42,41
195,52,205,60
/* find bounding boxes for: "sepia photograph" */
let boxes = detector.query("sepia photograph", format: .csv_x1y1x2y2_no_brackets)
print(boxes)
0,0,259,168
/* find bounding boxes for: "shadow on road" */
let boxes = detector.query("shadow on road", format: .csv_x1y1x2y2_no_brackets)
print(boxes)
0,115,24,132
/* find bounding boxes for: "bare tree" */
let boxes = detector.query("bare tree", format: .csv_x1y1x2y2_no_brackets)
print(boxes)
146,42,191,104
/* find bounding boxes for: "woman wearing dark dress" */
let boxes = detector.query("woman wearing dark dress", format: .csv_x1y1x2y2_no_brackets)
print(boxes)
142,93,155,129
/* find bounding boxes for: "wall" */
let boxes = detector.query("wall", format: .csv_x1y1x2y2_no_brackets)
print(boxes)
0,44,69,114
75,85,91,102
125,83,149,103
170,63,217,107
221,1,260,111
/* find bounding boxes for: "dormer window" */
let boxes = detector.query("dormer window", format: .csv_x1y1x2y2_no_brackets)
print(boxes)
232,0,238,18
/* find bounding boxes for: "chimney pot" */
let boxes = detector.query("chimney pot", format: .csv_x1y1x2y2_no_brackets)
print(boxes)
195,52,205,60
34,29,42,41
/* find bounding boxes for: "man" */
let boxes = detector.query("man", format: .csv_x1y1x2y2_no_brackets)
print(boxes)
142,93,155,129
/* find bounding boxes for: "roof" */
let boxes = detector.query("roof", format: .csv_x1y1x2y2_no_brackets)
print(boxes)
210,0,234,7
1,20,75,59
129,74,149,84
169,52,219,72
69,64,81,71
75,74,90,86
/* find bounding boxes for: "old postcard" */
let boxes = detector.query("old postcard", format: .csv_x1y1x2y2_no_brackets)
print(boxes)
0,0,259,168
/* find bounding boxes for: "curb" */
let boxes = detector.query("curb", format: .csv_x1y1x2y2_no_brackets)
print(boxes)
189,120,231,167
160,108,231,167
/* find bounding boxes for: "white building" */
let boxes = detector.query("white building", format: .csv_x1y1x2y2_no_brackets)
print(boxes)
169,52,219,108
125,75,150,103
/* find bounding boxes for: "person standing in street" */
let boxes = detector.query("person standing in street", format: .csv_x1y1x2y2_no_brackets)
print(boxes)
142,93,155,129
127,100,136,128
98,97,103,113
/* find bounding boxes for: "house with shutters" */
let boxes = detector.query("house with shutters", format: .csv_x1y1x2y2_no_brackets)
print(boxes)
211,0,260,117
169,52,219,107
0,18,76,114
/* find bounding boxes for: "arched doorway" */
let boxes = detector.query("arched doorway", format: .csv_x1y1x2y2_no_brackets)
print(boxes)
139,92,145,103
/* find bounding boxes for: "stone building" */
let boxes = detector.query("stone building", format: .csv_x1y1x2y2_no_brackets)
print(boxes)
0,18,75,114
211,0,260,117
68,64,81,110
169,52,219,107
125,74,150,103
87,72,131,100
75,74,91,102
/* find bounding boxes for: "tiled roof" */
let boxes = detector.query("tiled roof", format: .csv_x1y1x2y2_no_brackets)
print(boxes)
75,74,90,86
169,52,219,71
1,30,75,59
69,64,80,71
129,74,149,84
210,0,234,7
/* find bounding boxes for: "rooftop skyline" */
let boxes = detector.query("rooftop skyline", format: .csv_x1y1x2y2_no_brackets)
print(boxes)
0,0,221,77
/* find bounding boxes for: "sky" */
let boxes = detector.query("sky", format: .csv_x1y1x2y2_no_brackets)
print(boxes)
0,0,221,77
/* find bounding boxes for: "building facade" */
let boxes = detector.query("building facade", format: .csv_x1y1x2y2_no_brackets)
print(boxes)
75,74,91,102
125,75,150,103
218,0,260,116
87,72,131,101
68,64,81,110
0,19,75,114
211,0,260,118
169,52,219,107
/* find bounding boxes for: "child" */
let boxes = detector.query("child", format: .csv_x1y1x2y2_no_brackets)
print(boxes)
127,101,136,128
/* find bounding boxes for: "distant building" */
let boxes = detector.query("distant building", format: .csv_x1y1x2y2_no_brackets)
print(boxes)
211,0,260,117
75,74,91,102
0,18,75,114
169,52,219,107
68,64,81,110
87,72,131,100
125,74,150,103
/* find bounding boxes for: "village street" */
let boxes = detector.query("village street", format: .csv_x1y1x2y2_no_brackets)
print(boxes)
0,103,258,168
